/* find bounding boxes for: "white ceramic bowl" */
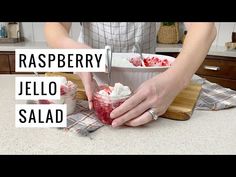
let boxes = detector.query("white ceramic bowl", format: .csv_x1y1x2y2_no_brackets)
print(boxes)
93,53,176,91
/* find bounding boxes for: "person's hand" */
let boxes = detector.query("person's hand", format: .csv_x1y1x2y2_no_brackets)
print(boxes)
110,72,185,127
76,72,98,109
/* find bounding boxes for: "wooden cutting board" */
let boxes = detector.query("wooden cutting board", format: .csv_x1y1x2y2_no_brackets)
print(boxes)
162,82,202,120
45,72,202,121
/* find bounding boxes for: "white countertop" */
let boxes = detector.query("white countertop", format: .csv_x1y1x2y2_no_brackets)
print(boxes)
0,42,236,58
0,41,48,51
0,75,236,154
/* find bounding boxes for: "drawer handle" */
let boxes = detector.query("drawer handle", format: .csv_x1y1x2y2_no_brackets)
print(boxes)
204,65,220,71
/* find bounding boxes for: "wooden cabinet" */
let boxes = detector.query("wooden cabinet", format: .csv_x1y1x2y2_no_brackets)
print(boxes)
196,55,236,80
0,52,34,74
157,52,236,90
0,51,51,75
196,55,236,90
9,54,15,73
0,52,11,74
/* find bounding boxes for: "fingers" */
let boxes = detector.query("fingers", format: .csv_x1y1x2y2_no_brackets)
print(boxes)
125,111,154,127
88,100,93,110
83,81,93,109
79,73,97,110
110,90,146,119
111,100,150,127
86,79,98,110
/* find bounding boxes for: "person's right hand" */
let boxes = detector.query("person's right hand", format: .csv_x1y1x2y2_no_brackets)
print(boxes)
76,72,98,110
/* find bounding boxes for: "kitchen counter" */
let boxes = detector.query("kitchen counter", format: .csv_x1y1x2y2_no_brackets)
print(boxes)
0,75,236,154
156,43,236,58
0,41,48,51
0,41,236,58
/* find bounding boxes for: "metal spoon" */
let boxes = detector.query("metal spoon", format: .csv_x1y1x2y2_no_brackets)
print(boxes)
105,45,112,85
134,43,145,67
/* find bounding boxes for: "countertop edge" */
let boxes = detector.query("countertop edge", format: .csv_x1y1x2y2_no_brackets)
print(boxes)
0,42,236,58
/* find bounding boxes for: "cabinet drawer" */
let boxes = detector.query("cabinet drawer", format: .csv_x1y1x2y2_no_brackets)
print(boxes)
199,74,236,90
196,56,236,80
0,54,10,73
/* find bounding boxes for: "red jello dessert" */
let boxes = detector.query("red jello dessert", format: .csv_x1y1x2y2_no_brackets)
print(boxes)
92,83,131,125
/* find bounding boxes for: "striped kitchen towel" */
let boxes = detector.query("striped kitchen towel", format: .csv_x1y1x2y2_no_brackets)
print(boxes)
64,100,103,137
195,79,236,110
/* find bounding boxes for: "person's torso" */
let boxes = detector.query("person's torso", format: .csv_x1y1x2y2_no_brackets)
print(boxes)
78,22,157,53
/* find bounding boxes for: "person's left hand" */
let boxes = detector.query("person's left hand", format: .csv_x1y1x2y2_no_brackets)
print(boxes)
110,72,184,127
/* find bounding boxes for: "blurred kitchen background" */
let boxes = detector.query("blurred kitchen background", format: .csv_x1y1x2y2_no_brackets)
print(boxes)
0,22,235,47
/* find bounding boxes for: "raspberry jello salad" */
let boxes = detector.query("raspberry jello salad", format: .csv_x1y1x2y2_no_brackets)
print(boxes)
92,83,132,125
39,77,77,115
129,55,171,67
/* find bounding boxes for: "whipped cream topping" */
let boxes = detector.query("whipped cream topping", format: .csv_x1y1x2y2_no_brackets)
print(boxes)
60,77,77,96
98,83,131,97
60,76,67,85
